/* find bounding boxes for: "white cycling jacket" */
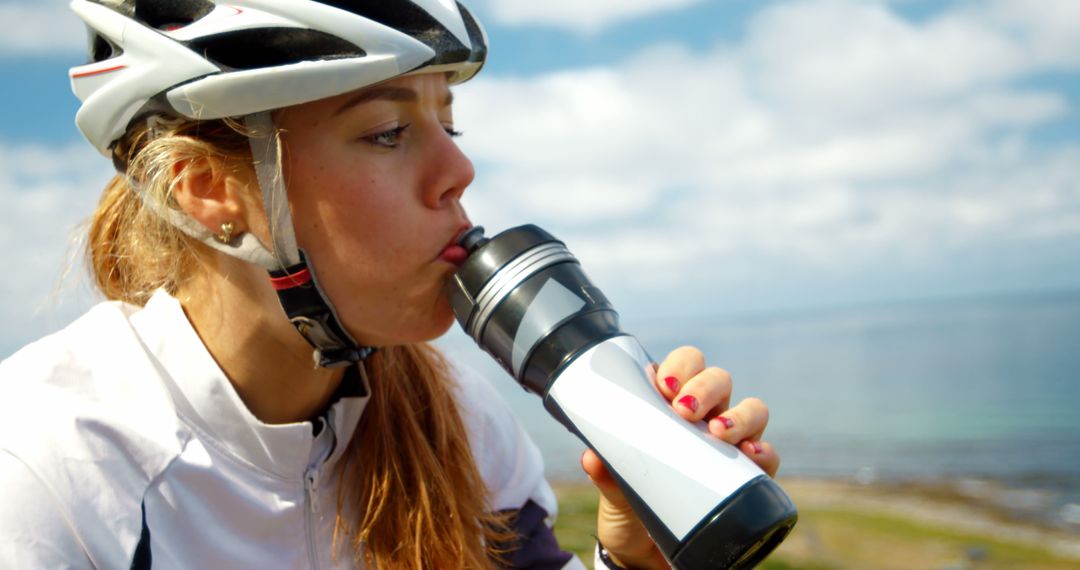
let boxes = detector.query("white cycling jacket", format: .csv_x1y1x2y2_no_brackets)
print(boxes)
0,290,583,569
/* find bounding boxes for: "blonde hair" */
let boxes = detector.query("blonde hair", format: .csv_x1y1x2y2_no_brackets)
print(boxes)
88,116,513,568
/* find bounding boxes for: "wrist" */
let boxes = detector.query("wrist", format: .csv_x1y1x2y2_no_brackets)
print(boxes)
596,540,671,570
596,541,630,570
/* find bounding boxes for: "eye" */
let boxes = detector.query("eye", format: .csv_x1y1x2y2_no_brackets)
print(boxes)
362,124,410,148
445,127,463,138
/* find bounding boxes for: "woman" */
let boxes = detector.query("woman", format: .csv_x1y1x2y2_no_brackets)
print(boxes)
0,1,778,568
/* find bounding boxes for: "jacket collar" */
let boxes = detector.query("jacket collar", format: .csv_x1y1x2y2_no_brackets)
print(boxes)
130,290,370,480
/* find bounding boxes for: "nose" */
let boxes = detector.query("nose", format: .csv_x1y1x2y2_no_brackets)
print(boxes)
422,125,475,209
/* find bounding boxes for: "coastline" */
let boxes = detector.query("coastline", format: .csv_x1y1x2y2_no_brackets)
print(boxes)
551,476,1080,569
774,477,1080,568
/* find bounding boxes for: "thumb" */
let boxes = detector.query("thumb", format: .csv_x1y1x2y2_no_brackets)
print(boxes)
581,449,631,510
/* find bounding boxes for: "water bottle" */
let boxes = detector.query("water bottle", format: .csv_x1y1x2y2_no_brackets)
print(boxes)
445,225,797,568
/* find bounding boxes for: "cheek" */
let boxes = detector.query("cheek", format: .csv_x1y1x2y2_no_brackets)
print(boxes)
284,156,444,340
292,164,387,249
297,184,425,310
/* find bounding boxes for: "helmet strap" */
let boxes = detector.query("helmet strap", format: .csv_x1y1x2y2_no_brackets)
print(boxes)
245,112,375,368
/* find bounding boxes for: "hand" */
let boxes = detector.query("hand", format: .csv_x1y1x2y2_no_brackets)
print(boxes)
581,346,780,569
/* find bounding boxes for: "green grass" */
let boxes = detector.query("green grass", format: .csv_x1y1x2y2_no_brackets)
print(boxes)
550,483,1078,569
552,484,601,563
784,507,1074,569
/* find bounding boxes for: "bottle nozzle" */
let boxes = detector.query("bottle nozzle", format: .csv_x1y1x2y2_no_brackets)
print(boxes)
458,226,489,253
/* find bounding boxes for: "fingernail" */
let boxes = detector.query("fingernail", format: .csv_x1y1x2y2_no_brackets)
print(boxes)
750,441,763,455
717,416,735,429
677,395,699,412
664,376,680,392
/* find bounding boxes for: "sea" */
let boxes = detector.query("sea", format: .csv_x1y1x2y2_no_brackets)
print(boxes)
436,289,1080,531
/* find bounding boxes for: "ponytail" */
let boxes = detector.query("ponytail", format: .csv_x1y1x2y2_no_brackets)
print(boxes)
337,344,514,568
87,173,199,306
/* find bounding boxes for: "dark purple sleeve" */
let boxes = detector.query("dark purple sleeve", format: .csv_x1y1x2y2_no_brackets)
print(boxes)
495,499,576,569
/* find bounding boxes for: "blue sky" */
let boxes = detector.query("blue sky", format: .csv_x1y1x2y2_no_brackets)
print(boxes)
2,0,1079,356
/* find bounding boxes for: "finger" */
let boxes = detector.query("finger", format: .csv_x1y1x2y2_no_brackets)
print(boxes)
655,346,705,400
581,449,629,509
672,367,733,422
738,439,780,478
706,397,769,444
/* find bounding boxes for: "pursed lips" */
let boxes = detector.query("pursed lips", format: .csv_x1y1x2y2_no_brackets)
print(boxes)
438,224,473,266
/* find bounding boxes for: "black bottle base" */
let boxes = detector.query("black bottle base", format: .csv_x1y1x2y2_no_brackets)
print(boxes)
670,475,798,569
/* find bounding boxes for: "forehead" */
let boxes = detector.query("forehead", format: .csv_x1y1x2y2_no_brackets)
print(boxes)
283,73,454,121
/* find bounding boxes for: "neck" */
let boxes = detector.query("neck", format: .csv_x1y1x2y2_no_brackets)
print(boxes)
177,254,345,425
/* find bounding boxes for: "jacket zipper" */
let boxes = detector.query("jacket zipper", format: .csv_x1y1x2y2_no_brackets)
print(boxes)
305,416,336,570
305,467,321,515
305,464,322,570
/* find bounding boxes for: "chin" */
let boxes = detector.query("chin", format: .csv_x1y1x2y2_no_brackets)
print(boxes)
424,305,458,341
353,304,457,347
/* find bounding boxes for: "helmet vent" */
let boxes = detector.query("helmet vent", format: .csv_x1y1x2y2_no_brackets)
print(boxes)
134,0,214,30
458,3,487,64
187,28,366,71
318,0,470,63
89,32,122,62
90,0,134,17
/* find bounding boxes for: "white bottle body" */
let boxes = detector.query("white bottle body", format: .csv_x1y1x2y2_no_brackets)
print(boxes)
547,335,766,541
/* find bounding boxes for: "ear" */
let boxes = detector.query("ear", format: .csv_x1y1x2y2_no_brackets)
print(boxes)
171,156,254,238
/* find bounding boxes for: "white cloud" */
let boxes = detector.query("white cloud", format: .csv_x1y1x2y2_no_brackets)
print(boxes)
455,0,1080,313
0,1,86,56
741,0,1080,124
973,0,1080,68
2,0,1078,345
0,140,111,354
480,0,703,34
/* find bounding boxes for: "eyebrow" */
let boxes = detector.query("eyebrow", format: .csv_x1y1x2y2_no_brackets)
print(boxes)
333,86,455,116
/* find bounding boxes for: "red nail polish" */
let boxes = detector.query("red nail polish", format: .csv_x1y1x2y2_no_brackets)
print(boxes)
677,395,699,412
750,441,763,454
664,376,680,392
718,416,734,429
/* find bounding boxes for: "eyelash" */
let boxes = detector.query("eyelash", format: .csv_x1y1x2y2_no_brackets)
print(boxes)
362,124,463,149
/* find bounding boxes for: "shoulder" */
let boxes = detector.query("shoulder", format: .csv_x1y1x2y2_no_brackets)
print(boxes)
446,357,584,569
446,356,556,513
0,450,93,567
446,357,528,467
0,299,187,566
0,299,143,397
0,297,186,467
1,300,146,441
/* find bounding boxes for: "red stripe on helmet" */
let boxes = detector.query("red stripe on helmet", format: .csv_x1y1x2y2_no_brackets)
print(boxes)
71,65,127,79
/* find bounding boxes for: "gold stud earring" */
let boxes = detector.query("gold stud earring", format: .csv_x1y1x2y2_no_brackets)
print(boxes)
215,222,235,244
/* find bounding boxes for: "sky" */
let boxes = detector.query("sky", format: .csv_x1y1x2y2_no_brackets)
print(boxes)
1,0,1079,357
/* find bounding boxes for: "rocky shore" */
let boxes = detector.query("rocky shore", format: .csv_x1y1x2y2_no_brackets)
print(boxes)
770,477,1080,569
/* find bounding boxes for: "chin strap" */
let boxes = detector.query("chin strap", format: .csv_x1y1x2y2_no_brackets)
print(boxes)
245,112,375,368
267,250,375,368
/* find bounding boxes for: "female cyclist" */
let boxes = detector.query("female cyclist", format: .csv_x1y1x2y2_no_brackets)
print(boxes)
0,1,778,568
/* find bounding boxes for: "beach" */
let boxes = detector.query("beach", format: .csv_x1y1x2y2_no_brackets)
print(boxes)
552,477,1080,569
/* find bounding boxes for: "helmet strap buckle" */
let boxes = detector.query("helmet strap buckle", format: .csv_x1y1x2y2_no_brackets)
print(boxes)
268,249,375,369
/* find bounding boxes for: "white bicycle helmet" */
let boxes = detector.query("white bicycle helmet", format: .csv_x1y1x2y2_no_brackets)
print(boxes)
69,0,489,367
70,0,486,153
